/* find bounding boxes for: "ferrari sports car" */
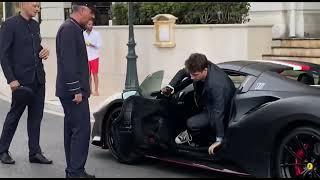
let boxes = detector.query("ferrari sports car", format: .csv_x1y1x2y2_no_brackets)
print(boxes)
91,59,320,178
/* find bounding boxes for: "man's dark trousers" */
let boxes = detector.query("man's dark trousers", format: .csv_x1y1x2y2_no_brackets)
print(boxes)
0,79,45,156
59,97,91,177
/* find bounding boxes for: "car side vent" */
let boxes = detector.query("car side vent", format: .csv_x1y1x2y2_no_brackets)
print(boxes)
244,96,279,115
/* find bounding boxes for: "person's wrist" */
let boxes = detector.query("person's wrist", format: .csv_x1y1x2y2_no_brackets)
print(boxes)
216,137,223,143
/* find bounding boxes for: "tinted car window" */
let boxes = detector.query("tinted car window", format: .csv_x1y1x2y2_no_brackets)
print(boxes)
225,71,247,88
280,70,320,86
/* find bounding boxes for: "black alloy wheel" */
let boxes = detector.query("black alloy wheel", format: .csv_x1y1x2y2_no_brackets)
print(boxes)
105,107,123,160
105,106,143,164
274,127,320,178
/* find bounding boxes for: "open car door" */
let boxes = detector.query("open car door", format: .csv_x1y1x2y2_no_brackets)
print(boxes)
122,70,164,100
110,93,171,163
107,70,169,163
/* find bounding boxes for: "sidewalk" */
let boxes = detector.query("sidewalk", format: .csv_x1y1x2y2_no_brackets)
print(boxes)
44,95,112,120
0,70,113,122
0,89,112,122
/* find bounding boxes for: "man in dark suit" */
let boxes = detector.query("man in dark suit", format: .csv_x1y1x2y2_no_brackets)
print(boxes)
161,53,236,155
0,2,52,165
56,2,95,178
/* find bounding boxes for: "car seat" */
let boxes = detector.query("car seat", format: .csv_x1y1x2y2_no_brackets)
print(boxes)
297,73,315,85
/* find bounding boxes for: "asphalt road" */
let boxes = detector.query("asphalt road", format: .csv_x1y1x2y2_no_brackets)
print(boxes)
0,99,234,178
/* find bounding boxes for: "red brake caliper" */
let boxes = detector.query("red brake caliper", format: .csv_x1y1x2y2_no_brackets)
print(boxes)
295,144,310,176
295,149,305,176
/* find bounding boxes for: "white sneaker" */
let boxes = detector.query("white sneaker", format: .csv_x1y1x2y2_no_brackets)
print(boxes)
175,130,192,144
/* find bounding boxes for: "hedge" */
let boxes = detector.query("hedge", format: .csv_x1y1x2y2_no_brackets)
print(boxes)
111,2,251,25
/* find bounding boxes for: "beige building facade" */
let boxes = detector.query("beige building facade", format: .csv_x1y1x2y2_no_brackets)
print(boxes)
36,24,272,106
4,2,320,38
3,2,318,109
34,2,320,39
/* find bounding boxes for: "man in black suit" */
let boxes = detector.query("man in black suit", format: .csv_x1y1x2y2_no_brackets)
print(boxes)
161,53,236,155
56,2,95,178
0,2,52,165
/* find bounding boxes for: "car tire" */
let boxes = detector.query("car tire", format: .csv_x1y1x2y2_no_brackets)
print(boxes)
273,126,320,178
105,106,143,164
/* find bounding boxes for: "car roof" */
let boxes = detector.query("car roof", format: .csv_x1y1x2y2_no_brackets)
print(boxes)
218,60,320,76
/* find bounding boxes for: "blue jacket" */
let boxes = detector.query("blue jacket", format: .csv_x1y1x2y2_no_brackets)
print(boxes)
55,18,90,98
0,14,45,85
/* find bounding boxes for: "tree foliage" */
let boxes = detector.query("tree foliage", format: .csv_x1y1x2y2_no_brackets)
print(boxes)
112,2,251,25
0,2,3,21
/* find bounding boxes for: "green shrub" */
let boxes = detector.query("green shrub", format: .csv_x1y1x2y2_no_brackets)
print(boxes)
0,3,3,20
111,2,250,25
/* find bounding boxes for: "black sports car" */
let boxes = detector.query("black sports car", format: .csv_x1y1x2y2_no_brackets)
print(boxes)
91,60,320,178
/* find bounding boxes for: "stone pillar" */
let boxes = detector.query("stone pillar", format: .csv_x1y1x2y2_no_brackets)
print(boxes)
288,2,296,37
2,2,4,20
248,2,287,38
295,2,305,38
40,2,71,38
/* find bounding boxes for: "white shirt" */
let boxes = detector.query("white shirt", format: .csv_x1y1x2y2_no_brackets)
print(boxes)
83,29,102,61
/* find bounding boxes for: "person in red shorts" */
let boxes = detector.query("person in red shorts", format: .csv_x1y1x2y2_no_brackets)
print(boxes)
83,19,102,96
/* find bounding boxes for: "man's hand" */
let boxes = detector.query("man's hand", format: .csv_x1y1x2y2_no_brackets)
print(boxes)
208,141,222,155
39,48,49,60
86,41,96,48
73,93,83,104
9,80,20,92
89,44,97,48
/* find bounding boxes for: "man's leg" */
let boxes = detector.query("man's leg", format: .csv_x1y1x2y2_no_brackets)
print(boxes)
26,81,52,164
0,92,27,154
61,97,91,177
27,83,45,156
93,73,99,96
187,111,209,132
92,58,99,96
175,111,210,145
88,61,93,94
60,97,73,175
89,74,93,94
186,111,210,145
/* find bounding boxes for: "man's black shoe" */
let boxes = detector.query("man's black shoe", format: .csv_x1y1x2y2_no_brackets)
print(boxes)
29,153,53,164
66,171,95,178
0,151,15,164
81,172,95,178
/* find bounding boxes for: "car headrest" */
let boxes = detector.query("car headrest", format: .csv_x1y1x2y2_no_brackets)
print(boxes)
297,73,314,85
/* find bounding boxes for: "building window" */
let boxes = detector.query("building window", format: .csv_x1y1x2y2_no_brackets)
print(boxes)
64,8,72,20
4,2,19,19
94,2,111,26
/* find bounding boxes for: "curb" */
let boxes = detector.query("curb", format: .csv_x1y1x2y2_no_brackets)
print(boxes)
0,90,65,117
0,70,94,122
44,98,95,121
0,92,95,122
